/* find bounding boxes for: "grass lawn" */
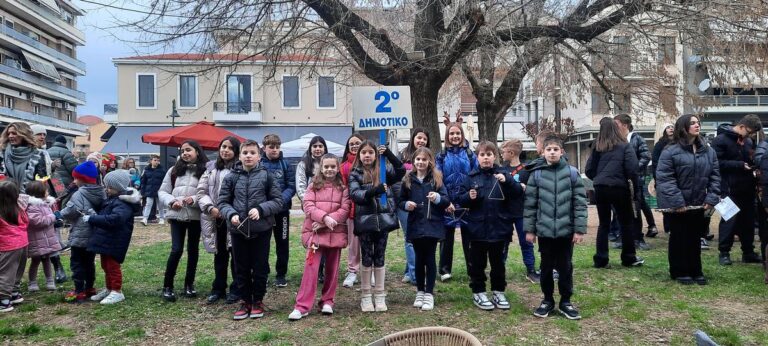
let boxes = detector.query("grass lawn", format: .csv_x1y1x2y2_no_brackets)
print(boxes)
3,210,768,345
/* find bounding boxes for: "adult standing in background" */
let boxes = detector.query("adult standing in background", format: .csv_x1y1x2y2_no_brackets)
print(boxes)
30,125,52,178
0,122,50,192
46,134,78,284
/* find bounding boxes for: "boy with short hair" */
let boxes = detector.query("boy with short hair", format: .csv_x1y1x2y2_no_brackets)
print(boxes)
140,154,166,226
260,134,296,287
218,140,284,320
524,136,587,320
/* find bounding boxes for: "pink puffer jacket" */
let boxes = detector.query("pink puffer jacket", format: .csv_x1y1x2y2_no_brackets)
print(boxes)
0,195,29,252
302,183,351,249
26,196,61,257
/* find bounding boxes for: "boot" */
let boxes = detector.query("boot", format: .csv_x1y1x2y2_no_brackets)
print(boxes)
50,255,68,284
373,267,387,312
360,266,374,312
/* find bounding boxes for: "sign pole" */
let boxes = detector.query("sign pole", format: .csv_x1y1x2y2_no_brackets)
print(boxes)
380,129,387,205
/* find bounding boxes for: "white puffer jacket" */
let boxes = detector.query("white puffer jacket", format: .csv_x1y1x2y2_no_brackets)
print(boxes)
158,167,201,221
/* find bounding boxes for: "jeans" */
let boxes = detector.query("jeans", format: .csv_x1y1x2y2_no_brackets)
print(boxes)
70,246,95,293
397,209,416,281
468,241,506,293
231,231,271,304
412,237,438,294
504,217,535,271
539,236,574,304
143,196,165,220
668,210,705,279
163,220,202,288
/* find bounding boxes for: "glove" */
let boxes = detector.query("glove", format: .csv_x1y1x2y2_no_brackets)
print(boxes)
81,215,90,223
54,211,62,220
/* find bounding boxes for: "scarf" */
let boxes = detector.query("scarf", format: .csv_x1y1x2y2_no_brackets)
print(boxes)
4,145,37,190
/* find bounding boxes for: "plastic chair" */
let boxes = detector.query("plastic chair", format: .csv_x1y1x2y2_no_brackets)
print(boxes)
367,326,482,346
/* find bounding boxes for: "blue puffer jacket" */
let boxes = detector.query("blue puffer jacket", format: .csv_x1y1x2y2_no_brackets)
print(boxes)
140,165,165,198
436,141,477,208
87,188,140,263
260,152,296,212
656,136,721,209
457,165,521,242
398,171,450,241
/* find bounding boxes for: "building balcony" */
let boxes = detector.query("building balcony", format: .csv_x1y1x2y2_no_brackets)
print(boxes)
5,0,85,45
212,102,262,123
0,63,85,104
0,106,86,132
700,95,768,113
0,24,85,74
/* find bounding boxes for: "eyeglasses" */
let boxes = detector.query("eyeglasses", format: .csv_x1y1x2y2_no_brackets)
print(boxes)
349,142,362,147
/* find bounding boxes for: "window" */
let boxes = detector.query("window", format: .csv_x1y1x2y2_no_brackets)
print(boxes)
660,86,677,115
591,87,610,114
612,36,631,76
4,19,13,29
615,92,631,113
317,76,335,108
178,75,197,108
5,96,14,109
282,75,300,108
227,74,251,113
137,74,156,108
33,104,40,114
658,36,676,65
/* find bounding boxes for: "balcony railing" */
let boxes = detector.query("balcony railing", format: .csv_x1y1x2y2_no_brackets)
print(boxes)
16,0,83,41
0,106,86,132
214,102,262,114
0,24,85,71
0,63,85,101
704,95,768,107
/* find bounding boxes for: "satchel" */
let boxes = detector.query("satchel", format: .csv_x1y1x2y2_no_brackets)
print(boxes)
355,198,399,233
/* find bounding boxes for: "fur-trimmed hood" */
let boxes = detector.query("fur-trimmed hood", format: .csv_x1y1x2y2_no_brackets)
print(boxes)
118,187,141,204
27,195,55,206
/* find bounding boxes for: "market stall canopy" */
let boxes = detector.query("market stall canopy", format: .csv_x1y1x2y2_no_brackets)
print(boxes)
279,133,345,157
141,121,245,150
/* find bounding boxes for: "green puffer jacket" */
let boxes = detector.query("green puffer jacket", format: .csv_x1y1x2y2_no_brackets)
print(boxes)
523,158,588,238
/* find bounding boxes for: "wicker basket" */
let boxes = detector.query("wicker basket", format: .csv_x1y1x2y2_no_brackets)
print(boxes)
367,326,482,346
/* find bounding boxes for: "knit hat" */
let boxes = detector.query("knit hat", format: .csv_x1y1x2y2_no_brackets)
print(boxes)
54,135,67,144
30,124,47,135
104,169,130,193
86,152,101,164
72,161,99,184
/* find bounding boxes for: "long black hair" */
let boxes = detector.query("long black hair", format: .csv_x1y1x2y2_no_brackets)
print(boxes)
301,135,328,178
172,140,208,179
342,133,365,161
215,136,241,170
0,180,20,226
400,128,430,163
673,114,699,146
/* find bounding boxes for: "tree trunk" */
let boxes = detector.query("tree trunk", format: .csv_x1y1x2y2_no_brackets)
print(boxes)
410,82,441,153
476,103,503,143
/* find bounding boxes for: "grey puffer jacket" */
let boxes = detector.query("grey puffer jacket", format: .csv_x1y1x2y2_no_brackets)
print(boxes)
218,162,284,238
60,184,106,248
159,167,202,222
47,142,78,186
656,136,721,210
197,161,233,253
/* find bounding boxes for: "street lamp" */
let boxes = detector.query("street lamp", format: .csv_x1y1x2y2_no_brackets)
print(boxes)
168,99,180,128
162,99,181,169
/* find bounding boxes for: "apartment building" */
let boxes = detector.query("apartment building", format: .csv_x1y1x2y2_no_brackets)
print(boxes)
0,0,87,141
103,53,354,157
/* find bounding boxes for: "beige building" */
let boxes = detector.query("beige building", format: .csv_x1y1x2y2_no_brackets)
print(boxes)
104,53,354,156
0,0,87,139
73,115,108,160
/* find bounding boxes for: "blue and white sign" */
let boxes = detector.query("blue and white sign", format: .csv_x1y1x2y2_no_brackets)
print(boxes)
352,86,413,131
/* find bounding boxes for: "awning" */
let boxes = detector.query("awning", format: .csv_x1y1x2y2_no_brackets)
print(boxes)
100,125,116,142
102,126,171,154
22,51,61,82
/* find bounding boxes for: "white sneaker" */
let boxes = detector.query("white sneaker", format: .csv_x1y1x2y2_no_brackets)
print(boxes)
141,218,148,226
374,293,387,312
413,291,425,308
491,291,510,310
91,288,110,301
473,292,494,310
100,291,125,304
421,293,434,311
45,282,56,291
28,282,39,292
288,309,308,321
361,294,375,312
158,219,165,225
440,273,452,282
342,272,357,288
321,304,334,315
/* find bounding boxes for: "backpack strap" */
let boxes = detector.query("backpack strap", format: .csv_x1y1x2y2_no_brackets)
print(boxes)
279,159,290,187
533,166,578,186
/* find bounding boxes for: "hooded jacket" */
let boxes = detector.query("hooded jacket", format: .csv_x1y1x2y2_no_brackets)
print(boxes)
25,196,61,257
87,188,140,263
260,152,296,212
457,165,522,241
629,132,651,175
61,184,106,248
398,171,451,241
760,143,768,208
656,136,721,209
711,124,755,196
217,162,284,237
139,164,165,198
0,195,29,251
197,161,233,253
755,139,768,166
47,142,78,186
302,182,351,249
159,166,202,222
523,158,588,239
436,140,477,204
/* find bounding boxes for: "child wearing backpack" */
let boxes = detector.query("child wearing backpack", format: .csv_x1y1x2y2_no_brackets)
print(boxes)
288,154,351,320
399,147,449,311
24,180,61,292
349,140,405,312
218,140,284,320
0,180,29,312
458,141,521,311
524,136,588,320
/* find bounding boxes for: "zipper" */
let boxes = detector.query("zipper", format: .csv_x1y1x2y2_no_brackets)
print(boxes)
245,170,251,238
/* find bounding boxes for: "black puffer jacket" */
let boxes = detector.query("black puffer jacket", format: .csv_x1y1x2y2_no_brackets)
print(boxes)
753,139,768,168
630,132,651,175
656,136,721,209
398,171,450,241
47,142,78,186
140,165,165,198
217,162,284,237
651,137,671,179
349,150,405,235
499,164,527,218
711,124,755,196
457,165,521,242
585,142,638,191
761,144,768,208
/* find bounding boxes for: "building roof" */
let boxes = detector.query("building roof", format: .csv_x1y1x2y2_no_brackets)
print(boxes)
113,53,333,64
77,115,103,126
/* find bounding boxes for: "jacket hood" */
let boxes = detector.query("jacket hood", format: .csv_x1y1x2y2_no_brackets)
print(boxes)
118,187,141,204
717,124,738,137
260,151,285,162
232,161,266,174
524,157,547,171
80,184,107,207
528,157,566,172
52,142,68,149
27,195,55,206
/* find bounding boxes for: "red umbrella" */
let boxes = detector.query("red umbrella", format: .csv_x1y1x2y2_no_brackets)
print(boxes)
141,121,246,150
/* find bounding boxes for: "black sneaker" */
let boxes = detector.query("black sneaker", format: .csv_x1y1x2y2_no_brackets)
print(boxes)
206,292,223,304
622,257,645,267
553,270,560,281
0,299,12,312
533,300,555,318
612,241,623,249
635,240,651,251
704,234,714,241
645,226,659,238
608,233,619,242
719,253,733,266
558,302,582,320
162,287,177,302
526,270,541,284
225,293,240,304
693,276,708,285
743,253,762,263
275,277,288,287
700,238,710,250
9,293,23,304
676,276,694,285
183,285,197,298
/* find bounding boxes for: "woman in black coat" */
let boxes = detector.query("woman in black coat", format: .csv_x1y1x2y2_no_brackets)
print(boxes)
656,114,721,285
586,117,642,268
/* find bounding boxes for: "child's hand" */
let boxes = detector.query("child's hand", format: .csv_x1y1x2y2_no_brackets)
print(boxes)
171,201,183,210
248,208,260,220
469,189,477,200
445,203,455,213
373,184,386,196
312,222,323,232
520,183,526,191
405,201,417,211
573,233,584,244
494,173,506,183
525,233,536,243
81,215,90,223
183,196,194,205
210,207,220,219
377,145,388,155
426,192,438,202
230,215,240,226
323,215,337,229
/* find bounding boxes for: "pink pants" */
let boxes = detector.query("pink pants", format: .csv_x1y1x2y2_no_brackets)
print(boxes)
346,219,360,273
294,247,341,313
